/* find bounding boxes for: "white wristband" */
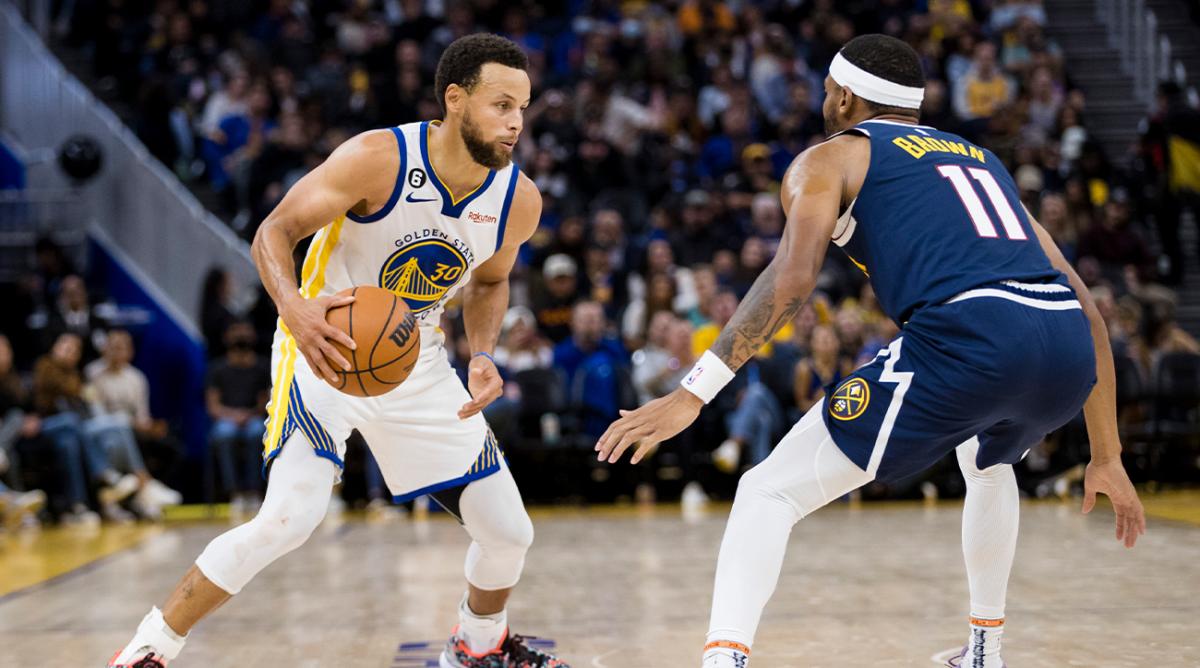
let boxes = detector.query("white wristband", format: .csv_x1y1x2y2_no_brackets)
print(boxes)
679,351,736,404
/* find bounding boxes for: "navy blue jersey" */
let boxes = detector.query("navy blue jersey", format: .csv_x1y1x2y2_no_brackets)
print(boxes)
833,119,1061,324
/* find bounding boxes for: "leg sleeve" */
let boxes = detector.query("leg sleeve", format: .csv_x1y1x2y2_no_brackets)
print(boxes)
708,404,874,650
457,462,534,591
195,432,335,594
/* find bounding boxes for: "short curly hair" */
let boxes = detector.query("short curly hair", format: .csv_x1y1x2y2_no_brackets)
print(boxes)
434,34,529,115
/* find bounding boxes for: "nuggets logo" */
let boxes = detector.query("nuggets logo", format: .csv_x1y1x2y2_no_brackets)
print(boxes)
829,378,870,421
378,238,467,314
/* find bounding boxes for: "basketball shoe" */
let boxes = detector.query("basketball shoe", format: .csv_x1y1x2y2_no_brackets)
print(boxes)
439,626,570,668
107,608,185,668
106,648,167,667
932,626,1006,668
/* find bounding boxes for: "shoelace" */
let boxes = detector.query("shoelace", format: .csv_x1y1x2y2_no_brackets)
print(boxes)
505,635,558,666
131,654,166,668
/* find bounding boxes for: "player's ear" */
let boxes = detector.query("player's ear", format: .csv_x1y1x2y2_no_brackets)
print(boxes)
838,85,855,116
445,83,466,115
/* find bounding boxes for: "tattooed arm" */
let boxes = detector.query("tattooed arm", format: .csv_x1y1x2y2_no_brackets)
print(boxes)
595,135,866,463
711,138,856,370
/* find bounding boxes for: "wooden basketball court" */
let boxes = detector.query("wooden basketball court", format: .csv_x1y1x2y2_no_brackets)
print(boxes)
1,495,1198,667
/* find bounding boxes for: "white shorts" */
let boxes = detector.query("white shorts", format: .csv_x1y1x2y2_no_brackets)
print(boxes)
261,325,501,501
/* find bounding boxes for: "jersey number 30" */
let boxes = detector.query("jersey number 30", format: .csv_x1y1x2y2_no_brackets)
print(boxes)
937,165,1028,241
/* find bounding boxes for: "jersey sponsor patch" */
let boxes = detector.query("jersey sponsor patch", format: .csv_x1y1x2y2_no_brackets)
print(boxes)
829,377,870,421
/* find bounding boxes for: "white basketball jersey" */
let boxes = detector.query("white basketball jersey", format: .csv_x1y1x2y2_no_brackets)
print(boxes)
297,120,521,328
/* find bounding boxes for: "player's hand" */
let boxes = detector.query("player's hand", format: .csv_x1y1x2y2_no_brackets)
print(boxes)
459,354,503,420
280,293,357,384
596,388,703,464
1082,457,1146,548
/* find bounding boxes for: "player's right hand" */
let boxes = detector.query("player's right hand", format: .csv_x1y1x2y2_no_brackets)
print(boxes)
1082,458,1146,548
281,293,357,384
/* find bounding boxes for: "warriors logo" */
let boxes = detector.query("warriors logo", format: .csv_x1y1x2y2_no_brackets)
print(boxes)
378,238,468,314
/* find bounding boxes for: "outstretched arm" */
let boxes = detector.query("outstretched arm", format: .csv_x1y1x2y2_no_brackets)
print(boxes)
596,137,859,464
457,174,542,419
1027,211,1145,547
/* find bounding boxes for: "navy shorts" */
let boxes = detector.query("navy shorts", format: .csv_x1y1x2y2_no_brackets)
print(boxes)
823,280,1097,483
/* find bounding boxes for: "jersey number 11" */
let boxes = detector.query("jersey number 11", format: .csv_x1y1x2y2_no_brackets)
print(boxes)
937,165,1028,241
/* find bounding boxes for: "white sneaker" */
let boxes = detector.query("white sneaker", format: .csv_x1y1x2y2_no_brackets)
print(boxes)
107,646,170,667
131,487,164,521
712,439,741,474
98,474,141,506
681,481,708,509
2,489,45,530
101,501,136,524
144,479,182,506
62,504,100,527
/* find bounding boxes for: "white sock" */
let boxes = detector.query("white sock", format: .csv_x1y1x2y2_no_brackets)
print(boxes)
458,593,507,655
114,607,187,663
702,636,751,667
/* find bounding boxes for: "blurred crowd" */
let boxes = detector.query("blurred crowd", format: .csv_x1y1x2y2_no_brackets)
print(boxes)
0,242,183,532
0,0,1196,528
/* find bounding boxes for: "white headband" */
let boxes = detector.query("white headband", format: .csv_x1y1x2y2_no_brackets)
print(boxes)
829,52,925,109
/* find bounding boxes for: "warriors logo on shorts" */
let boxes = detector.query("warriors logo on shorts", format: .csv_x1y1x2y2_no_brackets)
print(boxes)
379,238,468,314
829,378,870,421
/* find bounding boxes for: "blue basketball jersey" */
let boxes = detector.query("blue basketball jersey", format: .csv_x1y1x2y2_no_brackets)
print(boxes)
833,119,1061,324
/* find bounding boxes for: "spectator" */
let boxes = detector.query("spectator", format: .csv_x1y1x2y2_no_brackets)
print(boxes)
206,322,271,513
756,302,819,423
833,305,869,362
749,192,784,256
0,334,46,529
553,301,628,438
84,330,183,516
692,288,738,357
1077,190,1155,283
39,274,105,362
534,254,580,344
33,333,144,523
953,42,1015,136
631,311,687,405
629,315,709,499
672,190,725,266
793,325,855,413
1038,192,1080,263
495,306,553,374
203,80,277,211
1025,66,1063,139
201,267,237,359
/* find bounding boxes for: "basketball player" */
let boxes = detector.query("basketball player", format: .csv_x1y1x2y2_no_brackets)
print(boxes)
110,34,567,668
597,35,1146,668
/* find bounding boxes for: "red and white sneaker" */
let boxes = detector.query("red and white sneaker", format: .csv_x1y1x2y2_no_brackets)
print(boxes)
107,647,168,668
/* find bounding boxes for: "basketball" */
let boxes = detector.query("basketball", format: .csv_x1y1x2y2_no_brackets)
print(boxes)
324,286,420,397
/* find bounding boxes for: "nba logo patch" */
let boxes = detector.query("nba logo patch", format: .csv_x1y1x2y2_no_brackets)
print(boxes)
829,378,870,421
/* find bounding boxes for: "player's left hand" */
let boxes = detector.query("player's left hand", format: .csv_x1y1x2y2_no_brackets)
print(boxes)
596,389,703,464
1082,457,1146,548
459,354,503,420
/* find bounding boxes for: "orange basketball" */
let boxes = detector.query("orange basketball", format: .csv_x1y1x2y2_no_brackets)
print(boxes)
324,286,420,397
